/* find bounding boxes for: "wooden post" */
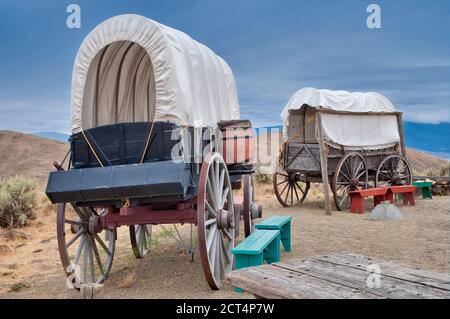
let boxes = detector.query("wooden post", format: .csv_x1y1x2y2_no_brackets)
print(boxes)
316,113,332,215
396,113,407,157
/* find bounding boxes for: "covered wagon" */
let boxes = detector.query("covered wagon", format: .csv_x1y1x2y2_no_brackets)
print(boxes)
46,14,261,290
274,88,412,213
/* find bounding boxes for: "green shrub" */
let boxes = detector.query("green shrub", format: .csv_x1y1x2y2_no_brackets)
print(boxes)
253,173,272,184
439,162,450,177
0,176,38,229
424,168,436,177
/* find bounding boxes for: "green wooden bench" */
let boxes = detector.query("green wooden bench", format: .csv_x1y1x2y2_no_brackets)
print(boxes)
255,215,292,252
232,229,280,292
413,181,433,199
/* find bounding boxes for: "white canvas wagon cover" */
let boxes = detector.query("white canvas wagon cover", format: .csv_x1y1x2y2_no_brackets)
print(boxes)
281,88,401,150
71,14,240,133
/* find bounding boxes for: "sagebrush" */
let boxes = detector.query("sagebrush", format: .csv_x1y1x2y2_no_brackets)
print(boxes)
0,176,38,229
440,162,450,176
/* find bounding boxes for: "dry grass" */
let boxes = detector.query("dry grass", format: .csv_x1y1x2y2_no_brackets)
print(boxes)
115,270,136,289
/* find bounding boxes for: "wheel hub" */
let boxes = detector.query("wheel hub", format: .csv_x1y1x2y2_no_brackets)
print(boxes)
350,179,360,188
88,215,103,235
250,203,263,219
216,209,234,230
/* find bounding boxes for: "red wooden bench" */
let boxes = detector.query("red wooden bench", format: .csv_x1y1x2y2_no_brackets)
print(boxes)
386,185,416,206
348,187,388,214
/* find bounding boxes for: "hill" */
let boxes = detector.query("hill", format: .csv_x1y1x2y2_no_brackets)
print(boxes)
32,131,70,143
0,130,69,181
405,148,449,174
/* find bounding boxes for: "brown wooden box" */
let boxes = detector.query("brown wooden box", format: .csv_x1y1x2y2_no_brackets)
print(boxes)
218,120,254,165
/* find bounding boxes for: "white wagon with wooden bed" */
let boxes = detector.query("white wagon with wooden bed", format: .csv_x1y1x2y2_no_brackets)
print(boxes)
273,88,412,213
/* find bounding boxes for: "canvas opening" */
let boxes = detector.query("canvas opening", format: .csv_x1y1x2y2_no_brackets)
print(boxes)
81,40,156,130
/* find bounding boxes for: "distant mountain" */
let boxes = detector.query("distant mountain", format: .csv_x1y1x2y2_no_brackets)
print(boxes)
255,122,450,159
32,131,70,143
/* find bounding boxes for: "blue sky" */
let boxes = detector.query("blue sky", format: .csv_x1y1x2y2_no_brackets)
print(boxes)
0,0,449,133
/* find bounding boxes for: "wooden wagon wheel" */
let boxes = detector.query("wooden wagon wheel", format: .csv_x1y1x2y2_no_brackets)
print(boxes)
197,152,235,290
243,174,261,237
129,224,152,258
56,203,115,289
375,155,412,187
332,152,368,211
273,171,310,207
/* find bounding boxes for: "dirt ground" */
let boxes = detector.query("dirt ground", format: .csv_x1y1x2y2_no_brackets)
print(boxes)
0,184,449,299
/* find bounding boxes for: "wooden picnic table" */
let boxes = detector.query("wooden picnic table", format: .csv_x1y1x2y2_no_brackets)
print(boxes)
227,253,450,299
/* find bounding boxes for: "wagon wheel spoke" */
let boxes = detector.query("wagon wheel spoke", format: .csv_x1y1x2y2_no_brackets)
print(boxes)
81,239,88,284
337,181,350,186
209,231,217,268
279,183,289,201
91,238,105,276
284,184,291,204
206,178,218,211
354,160,364,177
88,238,96,283
93,233,111,256
295,182,305,195
65,229,84,249
219,168,225,197
206,224,217,250
205,218,216,227
140,227,147,251
339,191,349,208
343,160,352,180
340,170,352,183
293,183,300,201
384,162,394,178
333,152,367,211
73,234,86,267
290,183,294,205
378,171,390,179
220,234,230,265
144,225,151,237
65,219,85,226
70,203,88,220
222,228,233,241
221,187,229,208
205,201,216,218
277,180,288,186
217,235,225,280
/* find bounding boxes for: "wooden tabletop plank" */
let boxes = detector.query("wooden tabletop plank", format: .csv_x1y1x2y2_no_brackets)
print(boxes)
228,264,382,299
228,254,450,299
315,254,450,291
276,258,448,299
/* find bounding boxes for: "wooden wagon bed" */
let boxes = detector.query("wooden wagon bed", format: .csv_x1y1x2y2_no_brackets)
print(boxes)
228,253,450,299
